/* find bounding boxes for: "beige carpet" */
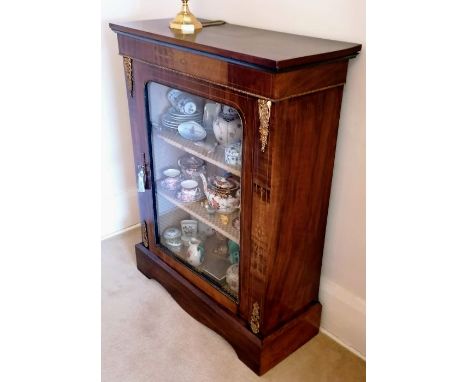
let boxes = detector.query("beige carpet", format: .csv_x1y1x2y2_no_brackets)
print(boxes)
102,228,365,382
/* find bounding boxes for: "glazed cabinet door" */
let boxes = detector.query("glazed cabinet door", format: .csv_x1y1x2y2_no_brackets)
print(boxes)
123,57,256,316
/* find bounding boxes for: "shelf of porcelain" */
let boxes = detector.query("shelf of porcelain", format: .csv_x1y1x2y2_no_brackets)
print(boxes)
153,126,241,177
157,188,240,245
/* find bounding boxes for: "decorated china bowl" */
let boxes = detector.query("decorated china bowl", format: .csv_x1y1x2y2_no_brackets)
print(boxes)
178,121,207,141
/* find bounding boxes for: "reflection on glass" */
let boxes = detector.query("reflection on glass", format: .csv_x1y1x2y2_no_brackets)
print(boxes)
148,82,243,301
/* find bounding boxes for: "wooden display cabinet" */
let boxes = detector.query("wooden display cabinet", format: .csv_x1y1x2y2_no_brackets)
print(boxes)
110,19,361,375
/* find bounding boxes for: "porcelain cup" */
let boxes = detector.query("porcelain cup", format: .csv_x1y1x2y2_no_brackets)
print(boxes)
180,219,198,238
179,179,202,202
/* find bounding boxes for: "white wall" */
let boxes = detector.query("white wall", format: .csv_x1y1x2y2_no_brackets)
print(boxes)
101,1,175,237
102,0,365,357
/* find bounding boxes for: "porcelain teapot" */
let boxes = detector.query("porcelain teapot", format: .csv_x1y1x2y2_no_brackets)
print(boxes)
199,174,240,214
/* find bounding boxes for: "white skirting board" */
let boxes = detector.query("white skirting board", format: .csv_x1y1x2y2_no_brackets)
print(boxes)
319,277,366,358
101,223,141,240
101,188,140,239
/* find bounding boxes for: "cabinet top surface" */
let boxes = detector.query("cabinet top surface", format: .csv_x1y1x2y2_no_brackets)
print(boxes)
109,18,361,71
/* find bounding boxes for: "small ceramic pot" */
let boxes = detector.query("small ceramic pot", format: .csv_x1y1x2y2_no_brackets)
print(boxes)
163,227,182,247
225,142,242,166
187,238,204,267
180,219,198,238
226,264,239,294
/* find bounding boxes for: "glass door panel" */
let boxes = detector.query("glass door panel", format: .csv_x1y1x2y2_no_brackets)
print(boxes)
147,82,242,301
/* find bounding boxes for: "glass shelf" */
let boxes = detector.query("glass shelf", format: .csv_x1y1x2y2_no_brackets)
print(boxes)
153,125,241,177
157,187,240,245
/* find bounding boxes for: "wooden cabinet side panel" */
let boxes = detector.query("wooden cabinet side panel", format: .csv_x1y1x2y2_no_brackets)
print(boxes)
261,87,345,333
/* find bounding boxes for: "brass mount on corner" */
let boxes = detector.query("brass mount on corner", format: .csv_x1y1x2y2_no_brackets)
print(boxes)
123,56,133,97
250,302,261,334
258,99,272,152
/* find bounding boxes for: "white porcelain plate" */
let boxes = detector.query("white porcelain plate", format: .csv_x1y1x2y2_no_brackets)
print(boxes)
178,121,207,141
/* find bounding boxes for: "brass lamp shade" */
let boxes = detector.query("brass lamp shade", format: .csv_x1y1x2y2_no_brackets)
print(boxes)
170,0,202,34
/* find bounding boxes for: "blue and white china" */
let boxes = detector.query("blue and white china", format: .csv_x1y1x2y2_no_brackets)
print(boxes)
167,89,199,115
178,121,207,141
161,108,203,130
221,105,239,118
167,89,183,106
224,142,242,166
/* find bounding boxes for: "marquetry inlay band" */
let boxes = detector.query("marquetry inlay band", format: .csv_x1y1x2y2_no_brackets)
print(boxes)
126,56,345,102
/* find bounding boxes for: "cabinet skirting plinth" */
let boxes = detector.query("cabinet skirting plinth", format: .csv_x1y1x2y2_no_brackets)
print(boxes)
135,243,322,375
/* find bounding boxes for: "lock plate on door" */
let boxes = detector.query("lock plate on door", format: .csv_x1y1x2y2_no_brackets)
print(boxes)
137,153,149,193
